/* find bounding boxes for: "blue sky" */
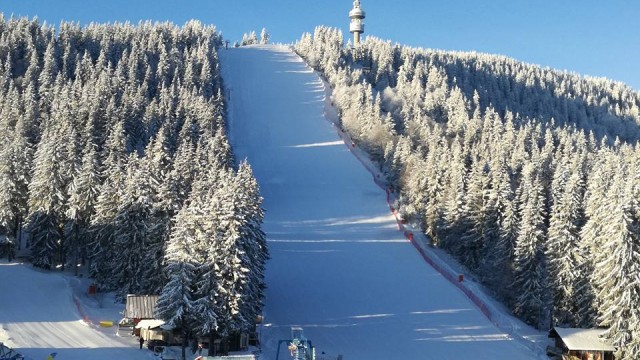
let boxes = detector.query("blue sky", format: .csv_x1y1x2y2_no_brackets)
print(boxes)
2,0,638,90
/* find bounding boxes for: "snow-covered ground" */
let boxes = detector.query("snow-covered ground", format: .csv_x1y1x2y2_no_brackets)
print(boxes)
0,260,154,360
220,45,547,360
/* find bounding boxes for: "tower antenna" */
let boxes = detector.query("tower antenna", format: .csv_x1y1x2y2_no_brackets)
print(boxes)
349,0,366,45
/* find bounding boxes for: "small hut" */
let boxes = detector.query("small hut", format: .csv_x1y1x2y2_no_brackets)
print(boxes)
121,295,182,345
120,295,159,336
548,327,616,360
135,319,166,342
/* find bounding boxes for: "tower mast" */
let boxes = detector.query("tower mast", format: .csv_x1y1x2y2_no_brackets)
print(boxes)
349,0,366,45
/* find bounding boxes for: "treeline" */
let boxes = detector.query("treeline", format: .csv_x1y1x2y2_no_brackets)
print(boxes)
296,27,640,359
0,16,268,341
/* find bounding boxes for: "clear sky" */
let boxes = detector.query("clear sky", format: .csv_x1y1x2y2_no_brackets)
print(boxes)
2,0,639,90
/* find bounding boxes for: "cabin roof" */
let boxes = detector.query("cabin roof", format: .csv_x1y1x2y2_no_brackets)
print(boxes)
124,294,159,319
134,319,165,329
550,327,616,352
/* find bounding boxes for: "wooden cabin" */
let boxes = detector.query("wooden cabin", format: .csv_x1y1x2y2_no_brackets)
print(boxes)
120,294,160,336
124,294,159,321
548,327,616,360
122,294,257,355
135,319,166,342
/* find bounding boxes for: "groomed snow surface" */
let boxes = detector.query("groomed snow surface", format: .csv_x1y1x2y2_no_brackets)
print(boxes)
220,45,546,360
0,45,546,360
0,262,153,360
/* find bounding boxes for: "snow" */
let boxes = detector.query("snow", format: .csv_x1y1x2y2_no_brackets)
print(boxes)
136,320,165,329
0,261,153,360
551,328,615,352
220,44,547,360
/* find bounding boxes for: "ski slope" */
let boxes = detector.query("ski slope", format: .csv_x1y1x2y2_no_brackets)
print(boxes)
220,45,543,360
0,262,150,360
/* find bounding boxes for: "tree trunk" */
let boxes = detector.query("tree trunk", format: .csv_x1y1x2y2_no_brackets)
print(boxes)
59,222,65,271
14,217,21,248
73,222,79,276
181,329,188,360
208,332,217,356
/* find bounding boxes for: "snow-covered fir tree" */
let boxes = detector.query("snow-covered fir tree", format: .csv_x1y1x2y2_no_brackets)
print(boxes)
65,145,101,275
260,28,270,44
512,161,548,328
0,110,32,243
592,163,640,359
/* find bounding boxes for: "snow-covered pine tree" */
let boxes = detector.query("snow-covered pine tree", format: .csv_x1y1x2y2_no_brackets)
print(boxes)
260,28,270,45
139,129,175,293
207,168,252,336
444,86,471,137
0,113,33,244
156,201,198,360
65,145,101,275
108,126,173,295
185,160,267,345
512,161,548,328
170,162,230,344
38,40,59,105
579,148,617,325
233,161,268,331
480,157,517,302
25,121,68,269
89,120,128,285
241,31,258,46
546,155,587,326
397,150,428,231
459,160,497,271
188,167,226,343
157,140,193,218
437,141,468,250
423,145,447,240
108,155,156,296
593,162,640,360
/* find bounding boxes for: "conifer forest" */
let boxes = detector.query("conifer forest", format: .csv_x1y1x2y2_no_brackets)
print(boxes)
0,17,268,341
2,14,640,359
295,27,640,359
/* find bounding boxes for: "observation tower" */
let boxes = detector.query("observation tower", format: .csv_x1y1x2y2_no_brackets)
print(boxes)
349,0,366,45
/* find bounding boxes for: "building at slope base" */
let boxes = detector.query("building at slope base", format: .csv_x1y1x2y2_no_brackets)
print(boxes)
547,327,616,360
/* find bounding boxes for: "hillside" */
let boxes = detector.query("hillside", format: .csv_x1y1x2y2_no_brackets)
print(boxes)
295,27,640,359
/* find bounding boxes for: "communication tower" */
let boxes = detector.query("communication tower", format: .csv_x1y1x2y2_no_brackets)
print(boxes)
349,0,366,44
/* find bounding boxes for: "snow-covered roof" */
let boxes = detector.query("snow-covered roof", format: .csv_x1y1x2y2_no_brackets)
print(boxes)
551,327,616,352
134,319,165,329
125,295,159,319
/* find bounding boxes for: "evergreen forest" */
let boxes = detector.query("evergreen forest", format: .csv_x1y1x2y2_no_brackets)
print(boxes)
295,27,640,359
0,16,268,344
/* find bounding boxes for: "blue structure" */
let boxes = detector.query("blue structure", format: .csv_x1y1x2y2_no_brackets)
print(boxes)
0,343,23,360
275,327,315,360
